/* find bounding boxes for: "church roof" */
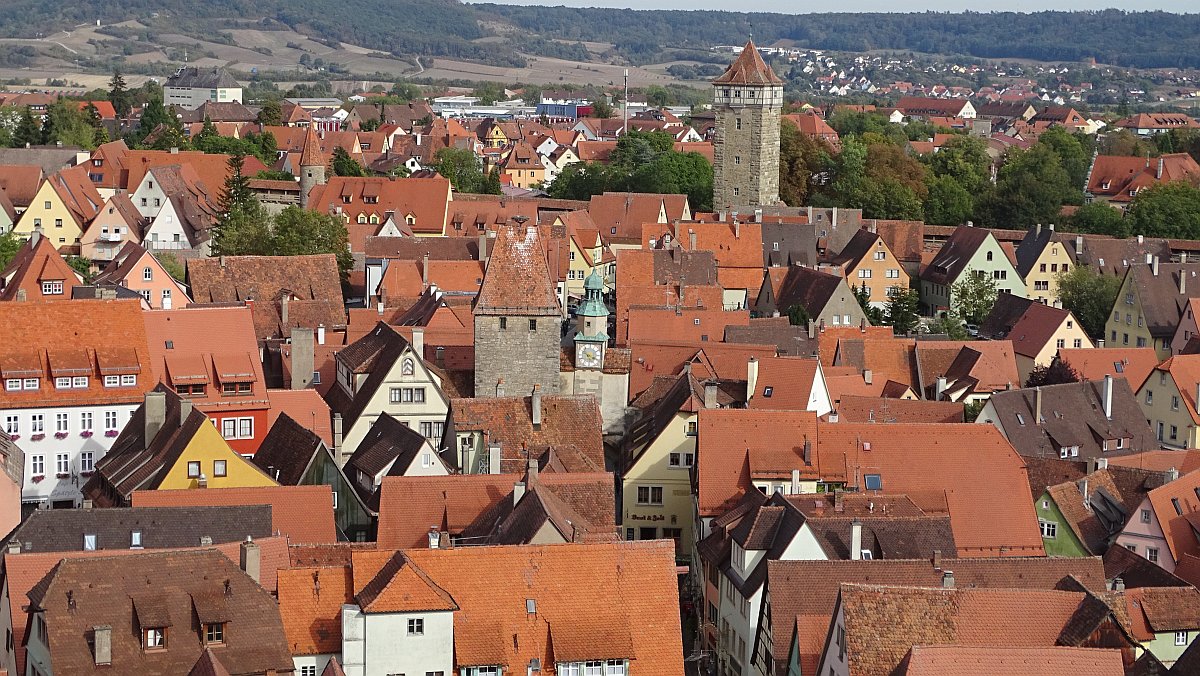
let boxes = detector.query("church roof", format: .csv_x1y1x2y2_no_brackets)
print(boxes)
713,40,783,86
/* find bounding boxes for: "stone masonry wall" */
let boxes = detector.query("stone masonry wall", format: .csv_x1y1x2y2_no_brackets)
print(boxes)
474,314,563,397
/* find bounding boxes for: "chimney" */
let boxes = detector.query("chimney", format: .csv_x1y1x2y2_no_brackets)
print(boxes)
143,391,167,447
1103,374,1113,419
704,381,718,409
169,146,179,154
1169,467,1181,482
531,385,542,429
428,526,440,549
513,481,526,506
411,327,425,360
942,571,955,588
92,625,112,666
1183,271,1188,295
734,220,741,239
791,468,800,494
240,537,260,583
290,327,315,390
807,320,816,340
15,289,25,302
31,225,42,245
1158,156,1164,179
526,452,538,482
850,519,863,560
332,413,344,459
1035,386,1042,424
754,208,763,223
803,437,812,465
935,376,947,402
1075,235,1084,261
1145,251,1152,264
1153,256,1160,277
6,540,19,554
489,442,502,475
478,232,489,263
1080,477,1089,504
863,369,873,385
317,323,326,346
422,253,430,288
179,400,193,425
747,357,759,400
82,499,93,509
932,549,943,569
1036,223,1042,237
1184,252,1189,264
689,229,697,251
280,295,290,328
1114,577,1126,592
495,379,505,397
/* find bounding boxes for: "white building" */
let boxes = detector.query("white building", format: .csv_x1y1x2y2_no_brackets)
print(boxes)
164,67,243,110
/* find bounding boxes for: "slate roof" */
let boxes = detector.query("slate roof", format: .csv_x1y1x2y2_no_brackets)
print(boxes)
27,549,291,675
166,66,240,89
1123,262,1200,340
755,265,850,318
251,412,326,486
1102,541,1192,589
713,40,783,86
920,226,994,286
3,505,270,553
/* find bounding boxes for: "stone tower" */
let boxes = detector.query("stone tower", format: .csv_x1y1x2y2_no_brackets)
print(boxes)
712,39,784,209
473,222,563,397
298,126,326,209
573,270,609,371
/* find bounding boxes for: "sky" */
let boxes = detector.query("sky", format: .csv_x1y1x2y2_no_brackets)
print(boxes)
469,0,1196,11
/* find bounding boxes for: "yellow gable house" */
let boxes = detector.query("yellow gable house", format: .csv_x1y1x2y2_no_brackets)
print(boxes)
16,166,103,250
83,387,276,506
557,210,615,298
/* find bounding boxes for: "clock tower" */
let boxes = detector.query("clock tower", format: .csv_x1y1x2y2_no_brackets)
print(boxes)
574,270,609,370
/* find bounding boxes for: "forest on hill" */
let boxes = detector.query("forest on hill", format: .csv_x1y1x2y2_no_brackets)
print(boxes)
1,1,1199,70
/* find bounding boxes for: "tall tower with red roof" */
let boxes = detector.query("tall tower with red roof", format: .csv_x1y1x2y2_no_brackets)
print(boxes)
298,126,326,210
712,40,784,209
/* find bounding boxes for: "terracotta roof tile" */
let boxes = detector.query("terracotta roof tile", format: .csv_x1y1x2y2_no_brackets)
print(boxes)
132,485,336,544
308,176,450,235
835,396,964,423
1058,347,1158,392
0,234,84,301
712,40,783,86
474,224,559,314
448,395,604,473
266,389,332,447
903,646,1124,676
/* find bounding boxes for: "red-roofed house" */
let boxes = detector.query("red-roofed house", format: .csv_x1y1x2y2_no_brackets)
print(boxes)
307,177,451,236
1087,154,1200,209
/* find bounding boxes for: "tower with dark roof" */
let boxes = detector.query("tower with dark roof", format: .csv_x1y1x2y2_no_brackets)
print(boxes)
473,223,563,397
298,126,326,210
712,40,784,209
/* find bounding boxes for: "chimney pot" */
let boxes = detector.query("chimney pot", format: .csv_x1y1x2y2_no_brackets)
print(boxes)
531,384,543,429
239,537,260,583
1103,374,1113,419
942,571,955,588
1114,577,1126,592
704,381,718,409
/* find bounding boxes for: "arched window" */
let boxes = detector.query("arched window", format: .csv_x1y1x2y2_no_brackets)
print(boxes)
401,358,414,376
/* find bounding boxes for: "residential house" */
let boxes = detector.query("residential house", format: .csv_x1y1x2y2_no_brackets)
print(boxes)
979,294,1093,381
307,176,452,236
1114,113,1200,136
0,230,84,301
782,111,841,151
0,299,153,512
284,540,682,676
588,191,692,249
23,549,291,675
374,471,617,549
130,164,221,254
1015,223,1072,305
1174,298,1200,354
746,355,832,415
1,504,271,552
187,254,347,342
80,193,142,264
164,66,244,109
1033,465,1165,556
446,392,604,475
754,265,869,328
981,376,1156,461
1138,354,1200,448
828,227,909,308
1058,347,1159,392
1032,105,1096,132
1087,154,1200,209
0,165,44,214
920,225,1026,316
142,305,270,454
1124,586,1200,666
1105,260,1200,358
325,322,454,465
16,164,102,250
753,556,1109,676
252,412,373,541
1115,467,1200,573
648,220,766,307
131,483,336,544
345,413,449,507
817,584,1135,676
923,341,1021,404
92,241,188,309
895,96,976,119
613,247,719,345
556,210,614,298
499,140,546,189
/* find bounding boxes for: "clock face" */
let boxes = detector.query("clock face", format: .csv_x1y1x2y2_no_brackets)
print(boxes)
578,344,602,368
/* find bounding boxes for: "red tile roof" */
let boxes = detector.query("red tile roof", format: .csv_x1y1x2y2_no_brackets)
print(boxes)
267,389,333,447
713,40,783,86
307,176,451,235
902,645,1124,676
1057,347,1158,392
132,485,337,544
474,224,559,314
0,234,83,301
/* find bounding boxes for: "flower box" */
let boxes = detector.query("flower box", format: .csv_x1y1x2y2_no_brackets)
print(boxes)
30,434,45,441
55,473,69,479
80,470,94,477
80,430,93,438
104,430,119,438
54,432,68,440
30,475,44,483
8,434,18,441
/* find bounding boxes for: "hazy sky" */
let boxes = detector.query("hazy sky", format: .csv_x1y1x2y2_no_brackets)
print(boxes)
471,0,1196,12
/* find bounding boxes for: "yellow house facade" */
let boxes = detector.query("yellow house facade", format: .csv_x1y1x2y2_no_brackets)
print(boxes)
566,228,614,298
18,181,86,249
156,419,278,490
1024,238,1073,306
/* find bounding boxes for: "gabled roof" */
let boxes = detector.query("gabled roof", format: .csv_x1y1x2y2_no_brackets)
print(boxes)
835,396,964,424
747,356,820,411
277,565,353,656
713,40,783,86
902,646,1124,676
166,66,240,89
131,484,337,544
348,413,438,490
307,176,451,235
758,265,852,318
474,224,559,315
0,164,44,206
123,150,266,195
251,412,326,486
921,226,996,286
4,505,271,553
1057,347,1158,392
46,163,104,228
1146,468,1200,562
0,232,83,301
449,395,604,473
1124,262,1200,339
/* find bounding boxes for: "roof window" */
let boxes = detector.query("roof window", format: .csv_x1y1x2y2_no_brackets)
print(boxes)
864,474,882,491
763,386,774,398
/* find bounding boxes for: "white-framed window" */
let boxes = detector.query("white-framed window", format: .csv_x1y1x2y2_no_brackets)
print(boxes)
1148,547,1159,563
407,618,424,636
55,377,71,389
23,378,38,390
104,411,118,430
419,421,444,440
83,534,96,551
73,376,87,388
874,250,886,260
55,413,67,433
55,453,68,474
143,266,153,281
104,375,119,387
81,412,93,431
636,485,663,505
668,452,694,468
80,451,94,472
4,379,20,391
143,627,165,649
31,414,43,433
31,455,44,476
1040,520,1057,539
391,387,426,404
41,280,63,295
1176,631,1189,646
3,415,16,434
857,269,872,278
121,374,136,387
300,667,317,676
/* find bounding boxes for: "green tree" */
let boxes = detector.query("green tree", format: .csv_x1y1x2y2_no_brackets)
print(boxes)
0,231,22,270
786,304,811,327
12,107,40,148
472,82,504,105
155,253,186,282
66,256,93,282
1057,265,1121,340
331,147,368,177
1126,182,1200,239
548,162,618,201
779,119,833,207
926,135,991,195
270,206,354,275
256,99,282,127
822,138,925,220
976,144,1074,228
1037,127,1090,199
923,175,973,226
434,147,491,194
884,288,921,335
211,153,272,257
1025,359,1081,388
108,69,132,119
950,272,998,326
852,284,884,324
42,98,97,149
629,150,714,212
591,98,615,119
928,314,969,340
137,95,173,142
391,82,421,102
1065,202,1130,238
644,85,670,108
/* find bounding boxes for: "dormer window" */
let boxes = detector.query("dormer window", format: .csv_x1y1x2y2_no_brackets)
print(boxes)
42,280,64,295
143,627,166,650
204,623,224,645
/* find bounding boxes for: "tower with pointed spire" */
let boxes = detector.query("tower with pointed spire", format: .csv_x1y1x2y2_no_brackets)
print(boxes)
298,126,326,210
711,39,784,209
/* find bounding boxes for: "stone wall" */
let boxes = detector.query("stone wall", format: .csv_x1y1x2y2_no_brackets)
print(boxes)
713,95,782,209
474,313,563,397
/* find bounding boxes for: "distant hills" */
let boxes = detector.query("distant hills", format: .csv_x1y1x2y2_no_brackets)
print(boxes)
2,1,1199,70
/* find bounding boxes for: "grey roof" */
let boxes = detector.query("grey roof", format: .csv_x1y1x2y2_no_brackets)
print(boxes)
0,147,82,174
984,379,1158,462
166,67,240,90
1124,262,1200,339
1013,225,1055,278
252,412,325,486
754,265,849,319
3,505,271,552
921,225,993,286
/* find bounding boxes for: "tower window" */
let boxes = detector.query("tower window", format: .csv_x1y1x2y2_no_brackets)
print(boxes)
499,317,508,330
735,118,742,130
734,156,741,165
529,319,537,331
